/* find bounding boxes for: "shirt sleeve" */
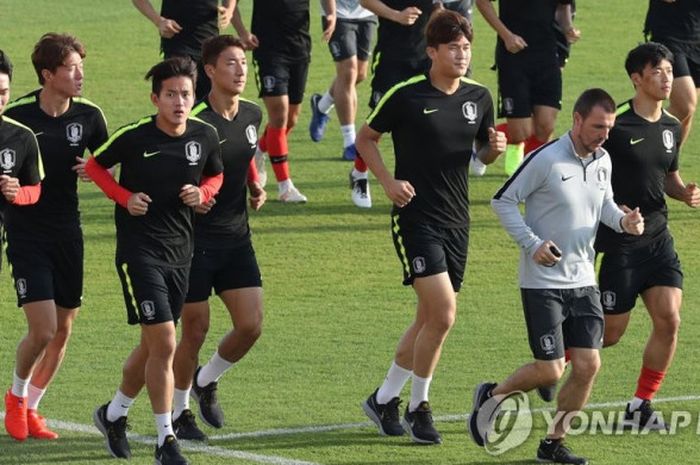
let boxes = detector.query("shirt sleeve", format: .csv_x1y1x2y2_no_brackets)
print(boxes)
93,129,128,169
202,127,224,177
366,88,401,134
19,131,43,185
476,90,495,144
88,107,110,153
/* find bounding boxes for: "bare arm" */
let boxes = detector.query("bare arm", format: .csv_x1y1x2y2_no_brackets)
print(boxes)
132,0,182,38
475,0,527,53
665,170,700,207
320,0,337,42
361,0,422,25
219,0,237,29
232,5,259,49
555,3,580,44
475,127,506,165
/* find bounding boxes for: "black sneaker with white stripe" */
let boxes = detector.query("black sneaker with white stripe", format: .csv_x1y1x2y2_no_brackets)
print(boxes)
536,438,588,464
401,401,442,445
173,409,207,441
155,435,189,465
191,366,224,428
622,400,668,430
362,388,404,436
93,403,131,459
467,382,497,447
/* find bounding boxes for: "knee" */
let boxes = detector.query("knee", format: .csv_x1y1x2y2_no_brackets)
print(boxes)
571,355,601,380
656,313,681,341
534,121,555,142
28,324,57,349
507,125,529,144
535,360,566,385
338,65,358,85
356,69,367,85
182,319,210,349
237,317,263,343
425,304,456,335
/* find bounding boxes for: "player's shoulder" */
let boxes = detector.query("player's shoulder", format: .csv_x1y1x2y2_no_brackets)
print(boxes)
95,116,152,155
72,96,108,122
1,116,36,139
4,90,40,115
188,115,220,139
661,109,681,127
239,98,263,119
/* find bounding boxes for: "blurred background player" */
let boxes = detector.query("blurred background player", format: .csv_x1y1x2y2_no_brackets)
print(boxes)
308,0,377,168
233,0,336,203
4,33,108,442
170,35,266,440
132,0,236,100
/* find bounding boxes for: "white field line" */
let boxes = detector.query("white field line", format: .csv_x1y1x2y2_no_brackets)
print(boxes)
1,394,699,464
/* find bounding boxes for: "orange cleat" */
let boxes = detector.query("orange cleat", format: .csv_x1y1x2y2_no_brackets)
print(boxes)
27,409,59,440
4,390,28,441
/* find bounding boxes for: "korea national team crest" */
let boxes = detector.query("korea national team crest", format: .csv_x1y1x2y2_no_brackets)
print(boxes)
602,291,616,310
66,122,83,146
140,300,156,320
245,124,258,148
540,334,556,354
16,278,28,298
0,147,16,173
263,75,276,93
462,101,478,124
662,129,674,153
412,256,426,274
185,141,202,166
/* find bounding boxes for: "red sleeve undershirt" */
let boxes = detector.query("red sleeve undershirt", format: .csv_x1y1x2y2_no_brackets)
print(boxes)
199,173,224,203
247,157,259,184
85,157,132,208
11,183,41,205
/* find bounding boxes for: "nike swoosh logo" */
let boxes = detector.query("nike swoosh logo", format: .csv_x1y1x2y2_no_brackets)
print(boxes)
423,108,438,114
219,139,227,145
143,150,160,158
34,132,44,136
630,138,644,145
561,175,574,182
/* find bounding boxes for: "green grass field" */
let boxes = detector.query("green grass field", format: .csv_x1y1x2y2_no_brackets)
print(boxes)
2,1,700,464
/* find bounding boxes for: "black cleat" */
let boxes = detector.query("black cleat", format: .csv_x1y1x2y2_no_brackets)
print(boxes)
401,401,442,445
622,400,668,431
173,409,207,441
537,384,557,402
467,382,497,447
362,389,404,436
93,403,131,459
191,367,224,428
536,439,589,464
155,435,189,465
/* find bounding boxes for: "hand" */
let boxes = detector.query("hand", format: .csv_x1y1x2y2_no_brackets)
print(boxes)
127,192,151,216
504,32,528,53
382,178,415,208
533,240,562,267
566,27,581,44
218,5,233,29
394,7,422,26
248,181,267,211
488,127,507,155
241,32,259,50
158,17,182,38
0,175,20,202
620,206,644,235
322,14,336,42
683,182,700,207
194,197,216,214
72,156,92,182
179,184,203,207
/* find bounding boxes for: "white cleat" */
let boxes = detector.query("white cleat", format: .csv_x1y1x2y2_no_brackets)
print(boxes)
279,185,307,203
470,151,487,177
350,171,372,208
255,148,268,187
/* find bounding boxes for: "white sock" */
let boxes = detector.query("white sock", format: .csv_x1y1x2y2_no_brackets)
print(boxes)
27,384,46,410
155,412,175,446
376,361,412,404
409,374,432,412
172,388,191,421
107,389,135,422
351,168,368,179
318,91,335,114
278,179,293,193
197,352,235,387
340,124,356,148
11,371,29,398
629,396,645,411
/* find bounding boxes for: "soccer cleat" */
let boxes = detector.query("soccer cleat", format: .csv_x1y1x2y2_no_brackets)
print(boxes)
401,401,442,444
469,151,487,176
27,409,59,439
278,185,308,203
361,389,404,436
537,384,557,403
467,381,497,447
309,93,330,142
536,439,589,464
191,367,224,429
4,390,28,441
622,400,668,431
173,409,207,441
349,171,371,208
254,148,268,187
155,435,189,465
342,144,357,161
93,403,132,459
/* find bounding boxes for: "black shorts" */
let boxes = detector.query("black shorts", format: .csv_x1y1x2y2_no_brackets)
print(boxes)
391,216,469,292
369,55,430,108
521,286,604,361
6,237,83,308
116,259,190,326
255,58,309,105
185,242,262,303
496,49,562,118
652,36,700,87
598,234,683,315
327,17,376,62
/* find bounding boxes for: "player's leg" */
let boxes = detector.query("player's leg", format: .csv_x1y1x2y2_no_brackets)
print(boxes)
526,57,562,153
333,56,360,160
668,76,697,146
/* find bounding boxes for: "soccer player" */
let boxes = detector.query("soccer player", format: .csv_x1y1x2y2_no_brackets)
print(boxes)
87,57,223,464
595,42,700,430
308,0,377,167
644,0,700,145
170,35,266,440
476,0,578,175
232,0,336,203
3,33,108,441
356,10,505,444
470,89,644,465
132,0,236,100
0,49,42,273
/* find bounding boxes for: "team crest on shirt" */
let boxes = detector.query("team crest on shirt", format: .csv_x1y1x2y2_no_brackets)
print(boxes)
263,75,276,92
596,166,608,190
66,122,83,146
185,141,202,165
245,124,258,147
462,101,478,124
0,148,16,173
602,291,616,310
16,278,28,298
140,300,156,320
540,334,556,354
662,129,674,152
412,256,426,274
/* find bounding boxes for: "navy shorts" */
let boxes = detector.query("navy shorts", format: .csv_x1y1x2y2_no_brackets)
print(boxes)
327,17,376,62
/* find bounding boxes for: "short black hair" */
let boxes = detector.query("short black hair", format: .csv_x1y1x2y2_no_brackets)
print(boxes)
202,35,246,66
625,42,674,77
426,10,473,48
0,49,12,81
145,56,197,95
573,88,616,119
